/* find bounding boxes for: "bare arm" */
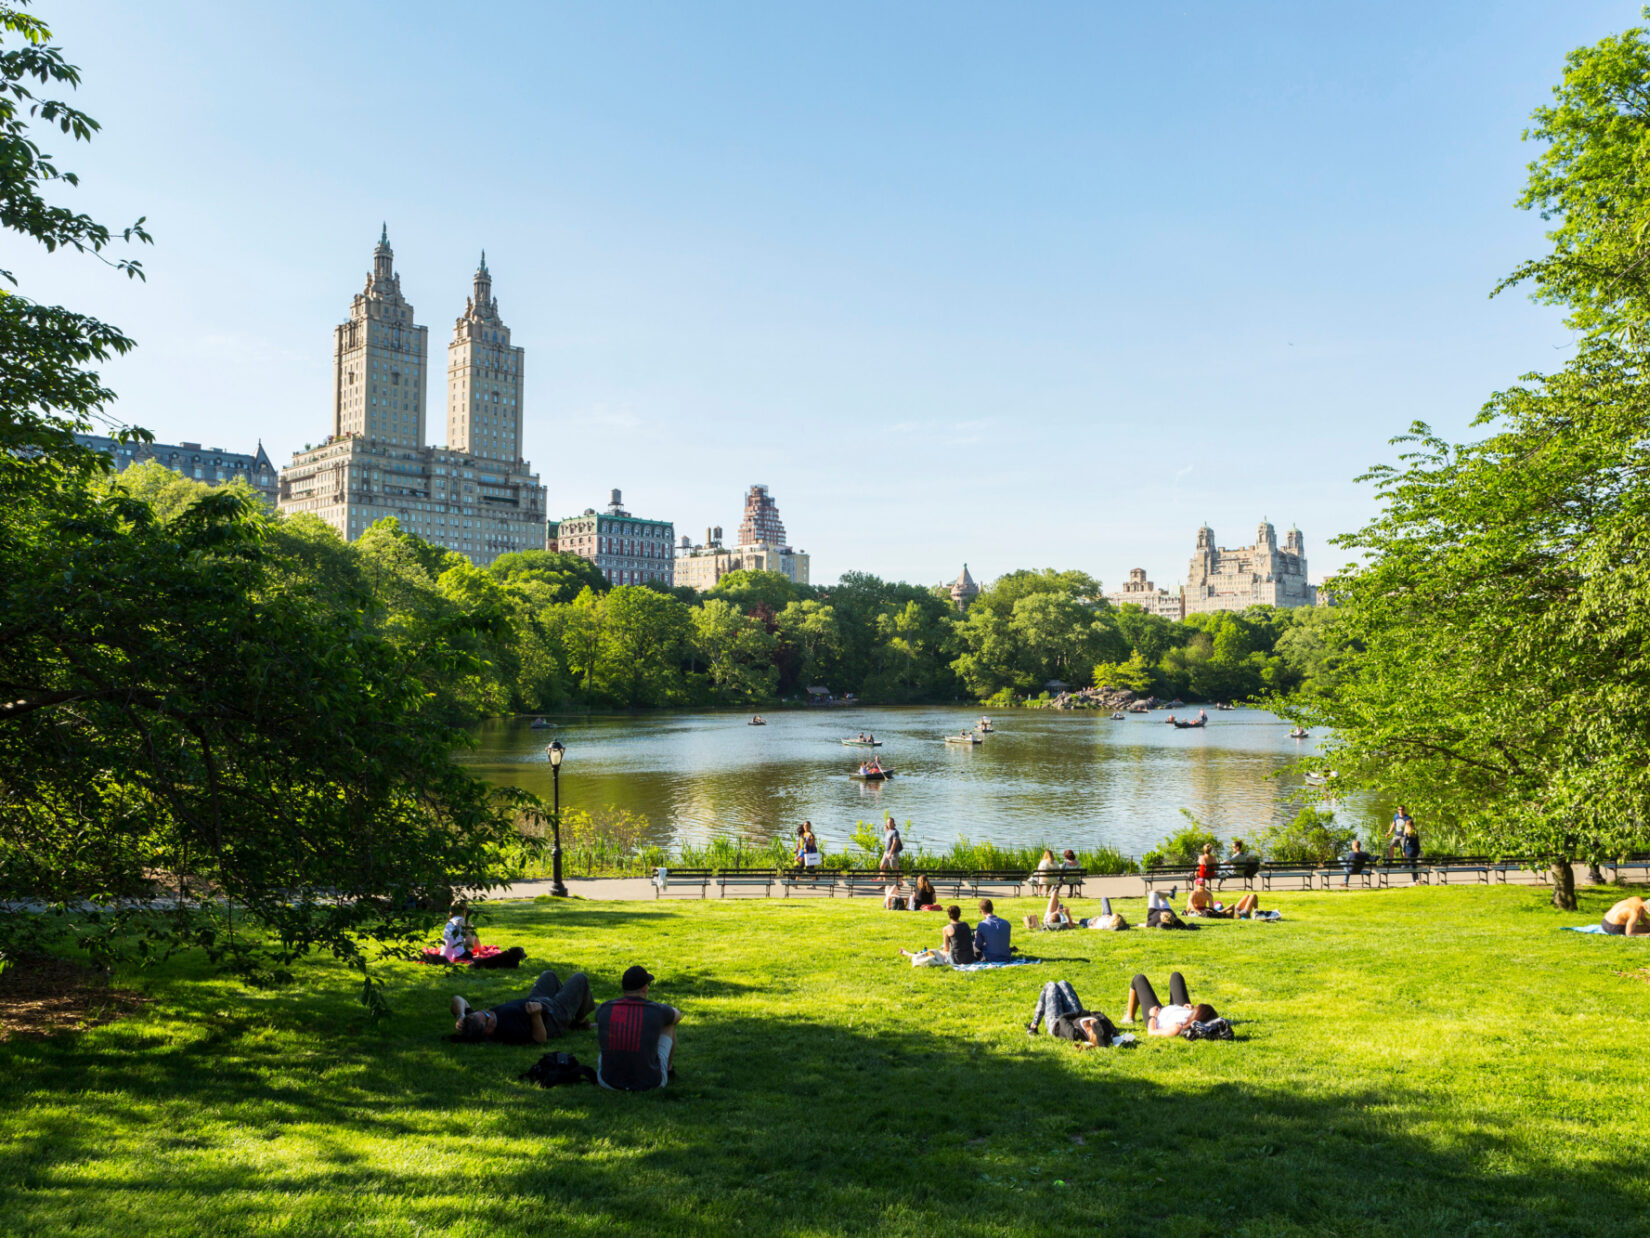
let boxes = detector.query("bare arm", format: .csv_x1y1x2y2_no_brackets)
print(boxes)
526,1001,548,1044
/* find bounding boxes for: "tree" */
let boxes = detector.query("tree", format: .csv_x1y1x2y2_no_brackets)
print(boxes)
594,586,691,708
692,599,779,702
1498,13,1650,343
1288,344,1650,906
1094,650,1154,694
0,9,526,1003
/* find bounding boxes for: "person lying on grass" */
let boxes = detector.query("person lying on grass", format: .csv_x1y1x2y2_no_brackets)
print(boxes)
1122,971,1232,1039
899,905,974,964
1023,890,1074,930
1185,880,1260,919
451,969,594,1044
1078,897,1127,930
596,965,681,1092
1049,1009,1119,1050
882,877,908,911
1602,896,1650,936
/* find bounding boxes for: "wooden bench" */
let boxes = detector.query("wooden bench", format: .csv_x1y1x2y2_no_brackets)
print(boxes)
841,870,896,898
778,866,838,897
715,868,776,897
1216,861,1261,891
1373,858,1431,887
652,867,715,899
1142,866,1195,893
1603,857,1650,883
1259,863,1319,892
1026,868,1086,897
1431,857,1494,885
1319,859,1376,889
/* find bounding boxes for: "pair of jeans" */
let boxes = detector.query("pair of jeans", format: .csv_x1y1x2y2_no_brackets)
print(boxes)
1028,980,1083,1031
527,969,594,1034
1131,971,1190,1014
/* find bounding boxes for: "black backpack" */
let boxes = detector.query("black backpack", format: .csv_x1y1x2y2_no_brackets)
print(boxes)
520,1051,598,1089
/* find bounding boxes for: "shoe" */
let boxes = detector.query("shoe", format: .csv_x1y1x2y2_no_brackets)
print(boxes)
1167,886,1177,902
450,995,470,1018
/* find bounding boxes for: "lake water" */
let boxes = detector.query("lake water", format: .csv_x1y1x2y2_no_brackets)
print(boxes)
462,706,1363,860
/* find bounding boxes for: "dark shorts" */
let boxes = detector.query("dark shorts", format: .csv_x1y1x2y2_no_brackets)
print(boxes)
1602,916,1627,935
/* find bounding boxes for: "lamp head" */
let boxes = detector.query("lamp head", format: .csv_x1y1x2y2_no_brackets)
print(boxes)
547,740,564,768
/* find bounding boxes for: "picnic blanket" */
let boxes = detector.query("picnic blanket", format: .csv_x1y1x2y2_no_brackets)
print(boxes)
418,944,524,967
1563,924,1610,934
949,957,1043,973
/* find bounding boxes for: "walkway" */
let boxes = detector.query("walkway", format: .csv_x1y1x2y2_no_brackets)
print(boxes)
487,865,1579,903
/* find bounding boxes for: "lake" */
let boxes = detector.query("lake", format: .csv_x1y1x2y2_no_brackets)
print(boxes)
462,706,1363,860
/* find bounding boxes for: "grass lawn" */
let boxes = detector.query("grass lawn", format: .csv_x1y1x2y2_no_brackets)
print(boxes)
2,884,1647,1237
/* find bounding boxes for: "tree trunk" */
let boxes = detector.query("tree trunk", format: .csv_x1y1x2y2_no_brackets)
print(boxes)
1550,860,1578,910
1586,862,1605,885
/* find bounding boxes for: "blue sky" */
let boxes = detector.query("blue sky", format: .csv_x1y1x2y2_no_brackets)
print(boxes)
13,1,1639,588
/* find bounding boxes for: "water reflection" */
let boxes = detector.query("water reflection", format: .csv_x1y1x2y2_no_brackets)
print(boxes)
461,706,1367,858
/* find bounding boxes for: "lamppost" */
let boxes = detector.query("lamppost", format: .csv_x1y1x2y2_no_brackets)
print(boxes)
545,740,568,897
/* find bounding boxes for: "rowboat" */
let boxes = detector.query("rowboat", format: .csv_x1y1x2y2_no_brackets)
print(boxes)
1289,727,1309,739
945,734,983,745
528,718,553,729
1110,712,1126,721
748,717,767,726
849,768,896,781
841,739,883,747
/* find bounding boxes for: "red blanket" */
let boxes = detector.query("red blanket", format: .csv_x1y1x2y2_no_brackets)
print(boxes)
418,943,504,965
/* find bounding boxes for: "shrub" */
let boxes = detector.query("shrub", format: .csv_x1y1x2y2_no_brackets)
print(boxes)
1257,807,1356,865
1142,811,1222,868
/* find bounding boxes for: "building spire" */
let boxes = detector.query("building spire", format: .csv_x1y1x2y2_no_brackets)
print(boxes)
479,248,487,272
379,221,388,245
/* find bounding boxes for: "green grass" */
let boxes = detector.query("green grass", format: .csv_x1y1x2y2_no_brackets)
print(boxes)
3,885,1648,1236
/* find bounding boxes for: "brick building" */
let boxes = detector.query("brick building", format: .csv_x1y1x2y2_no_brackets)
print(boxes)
550,489,674,587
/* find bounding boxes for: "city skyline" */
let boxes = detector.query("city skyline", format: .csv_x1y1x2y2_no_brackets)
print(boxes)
13,1,1634,587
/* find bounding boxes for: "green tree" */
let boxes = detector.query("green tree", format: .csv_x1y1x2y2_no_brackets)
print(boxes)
1094,649,1154,694
1498,12,1650,343
692,599,779,702
594,586,692,708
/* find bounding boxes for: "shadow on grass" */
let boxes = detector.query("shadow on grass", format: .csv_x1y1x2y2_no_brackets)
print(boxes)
2,1001,1646,1237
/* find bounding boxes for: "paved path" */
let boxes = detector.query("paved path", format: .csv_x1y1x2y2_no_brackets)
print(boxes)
487,865,1580,903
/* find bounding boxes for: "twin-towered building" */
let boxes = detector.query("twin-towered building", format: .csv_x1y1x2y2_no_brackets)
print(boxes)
277,229,546,566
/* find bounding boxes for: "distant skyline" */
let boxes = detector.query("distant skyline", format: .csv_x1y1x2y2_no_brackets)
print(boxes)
11,1,1639,589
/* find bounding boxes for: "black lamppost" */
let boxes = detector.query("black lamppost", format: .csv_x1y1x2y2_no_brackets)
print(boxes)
546,740,568,897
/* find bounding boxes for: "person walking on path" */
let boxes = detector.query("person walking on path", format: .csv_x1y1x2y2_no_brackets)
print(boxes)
880,815,904,872
1402,815,1422,881
451,969,594,1044
1387,807,1413,861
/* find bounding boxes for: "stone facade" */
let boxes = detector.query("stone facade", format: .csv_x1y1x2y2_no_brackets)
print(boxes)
675,485,810,591
278,230,547,567
1105,567,1184,620
76,434,278,506
949,564,979,612
551,490,674,587
1184,520,1315,614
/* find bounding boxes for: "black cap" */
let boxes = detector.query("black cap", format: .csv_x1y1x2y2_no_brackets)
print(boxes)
621,965,655,991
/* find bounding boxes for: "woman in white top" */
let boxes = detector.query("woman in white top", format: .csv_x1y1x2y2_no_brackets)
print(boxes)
1023,888,1074,930
1122,971,1218,1036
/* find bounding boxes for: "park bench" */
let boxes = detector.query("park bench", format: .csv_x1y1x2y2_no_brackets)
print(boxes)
778,866,838,897
841,870,896,898
1319,859,1376,889
1026,868,1086,897
1259,861,1319,892
652,867,715,899
1141,865,1196,894
1216,860,1262,891
1602,856,1650,883
1430,856,1494,885
1373,857,1431,887
715,868,777,898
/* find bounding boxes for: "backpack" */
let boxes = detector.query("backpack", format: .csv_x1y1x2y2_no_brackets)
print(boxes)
519,1051,598,1089
891,832,904,853
1182,1017,1234,1042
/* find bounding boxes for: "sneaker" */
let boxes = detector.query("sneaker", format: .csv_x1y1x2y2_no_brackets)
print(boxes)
1026,1023,1039,1036
450,995,470,1018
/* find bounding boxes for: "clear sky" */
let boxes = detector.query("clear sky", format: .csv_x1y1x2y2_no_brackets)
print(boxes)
13,1,1639,589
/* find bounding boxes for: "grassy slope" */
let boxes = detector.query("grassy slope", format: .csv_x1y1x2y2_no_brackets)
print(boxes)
2,885,1647,1238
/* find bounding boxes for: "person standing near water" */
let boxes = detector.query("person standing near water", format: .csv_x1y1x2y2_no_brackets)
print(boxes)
880,815,904,871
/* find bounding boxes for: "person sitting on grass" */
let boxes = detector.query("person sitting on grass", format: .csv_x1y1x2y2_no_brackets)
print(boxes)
1023,889,1074,931
1122,971,1228,1038
908,874,940,911
440,908,478,962
595,965,681,1092
941,905,975,964
973,898,1013,962
1602,896,1650,936
882,877,908,911
904,906,975,964
1186,879,1260,919
451,969,594,1044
